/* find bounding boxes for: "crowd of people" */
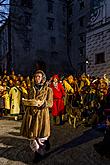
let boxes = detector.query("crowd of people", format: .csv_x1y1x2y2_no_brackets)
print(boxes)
1,69,110,161
0,69,110,126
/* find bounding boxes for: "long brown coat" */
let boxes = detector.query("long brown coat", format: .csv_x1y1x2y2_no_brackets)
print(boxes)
20,84,53,139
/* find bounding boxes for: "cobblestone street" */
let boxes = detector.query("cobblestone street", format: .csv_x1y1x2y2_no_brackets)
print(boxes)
0,119,110,165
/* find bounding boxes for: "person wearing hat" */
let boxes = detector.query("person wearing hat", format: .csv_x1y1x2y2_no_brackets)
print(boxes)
20,70,53,163
9,80,22,120
50,74,65,125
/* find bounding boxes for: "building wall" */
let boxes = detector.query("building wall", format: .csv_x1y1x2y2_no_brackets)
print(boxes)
31,0,69,76
86,0,110,78
67,0,91,75
10,0,32,75
3,0,110,77
86,24,110,77
0,21,9,74
9,0,71,76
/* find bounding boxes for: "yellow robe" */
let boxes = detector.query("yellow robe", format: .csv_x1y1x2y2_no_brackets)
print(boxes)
9,86,21,115
3,92,10,110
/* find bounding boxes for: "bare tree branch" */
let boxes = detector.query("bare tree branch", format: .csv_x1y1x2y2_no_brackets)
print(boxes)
0,11,9,15
0,0,7,4
0,0,9,25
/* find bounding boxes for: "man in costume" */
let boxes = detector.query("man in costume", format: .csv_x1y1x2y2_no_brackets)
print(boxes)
20,70,53,163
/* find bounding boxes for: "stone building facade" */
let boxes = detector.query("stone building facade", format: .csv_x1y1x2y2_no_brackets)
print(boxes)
8,0,70,77
31,0,69,76
5,0,92,76
0,20,9,74
86,0,110,78
1,0,110,77
67,0,91,75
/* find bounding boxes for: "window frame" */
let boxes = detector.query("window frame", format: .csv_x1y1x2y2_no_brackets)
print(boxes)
95,52,105,64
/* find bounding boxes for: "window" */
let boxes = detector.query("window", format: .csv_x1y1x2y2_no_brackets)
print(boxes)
80,64,84,71
79,47,84,56
68,6,72,17
79,0,85,10
67,0,73,5
50,37,56,45
47,18,54,30
68,23,72,33
50,37,56,48
24,40,30,51
24,13,31,26
21,0,32,8
79,33,85,42
48,1,53,13
95,52,105,64
79,16,84,27
68,38,72,47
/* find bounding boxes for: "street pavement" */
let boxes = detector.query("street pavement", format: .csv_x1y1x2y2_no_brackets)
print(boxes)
0,118,110,165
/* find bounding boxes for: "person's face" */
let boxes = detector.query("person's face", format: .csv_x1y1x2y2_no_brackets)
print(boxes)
4,70,7,74
68,76,74,84
35,73,43,84
7,76,10,80
106,119,110,127
9,80,13,87
81,76,86,81
68,78,73,84
26,76,30,80
13,75,16,80
53,77,58,83
16,81,20,86
20,76,23,81
12,71,15,75
2,82,6,86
